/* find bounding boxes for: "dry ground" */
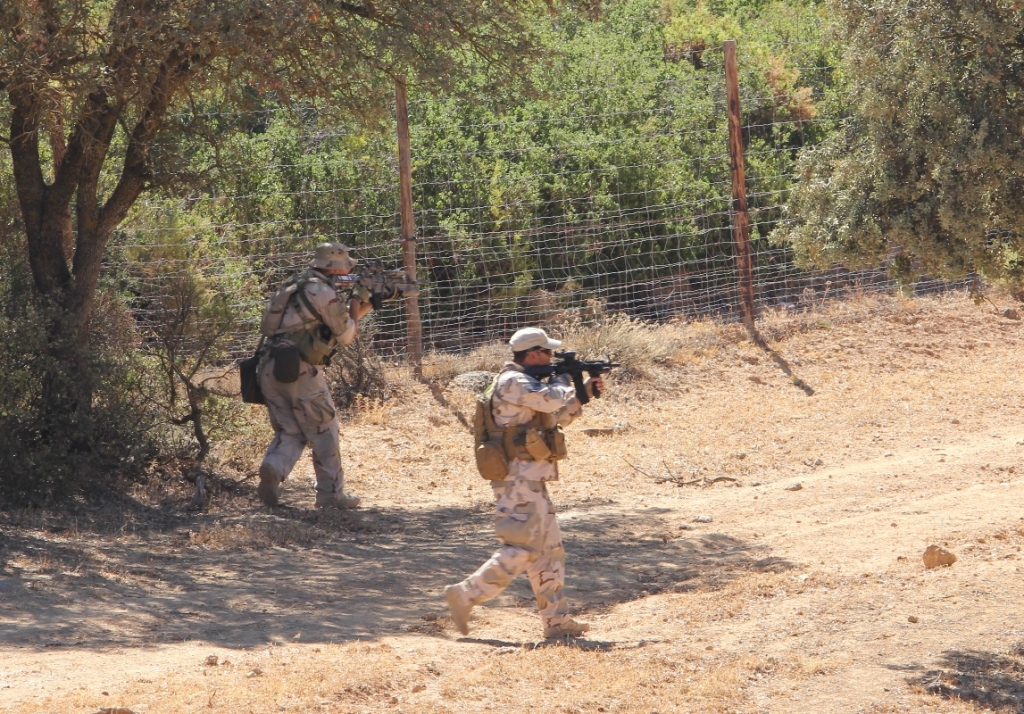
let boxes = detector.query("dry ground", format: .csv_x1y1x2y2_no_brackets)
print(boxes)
2,291,1024,714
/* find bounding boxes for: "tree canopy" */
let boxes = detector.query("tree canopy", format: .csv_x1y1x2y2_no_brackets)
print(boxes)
775,0,1024,284
0,0,547,340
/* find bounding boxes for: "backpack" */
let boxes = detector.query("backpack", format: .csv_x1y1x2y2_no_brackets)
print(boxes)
473,377,510,481
260,275,306,338
259,275,334,367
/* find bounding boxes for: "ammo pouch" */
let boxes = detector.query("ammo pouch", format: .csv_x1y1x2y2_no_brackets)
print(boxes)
271,344,302,383
507,425,567,462
546,425,568,461
288,328,334,367
475,437,509,481
239,350,265,404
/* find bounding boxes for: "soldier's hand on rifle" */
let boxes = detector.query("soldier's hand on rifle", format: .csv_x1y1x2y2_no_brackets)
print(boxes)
350,284,372,305
349,297,373,321
585,375,605,400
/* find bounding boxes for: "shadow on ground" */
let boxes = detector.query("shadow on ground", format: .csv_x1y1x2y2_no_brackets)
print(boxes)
905,645,1024,713
0,497,791,650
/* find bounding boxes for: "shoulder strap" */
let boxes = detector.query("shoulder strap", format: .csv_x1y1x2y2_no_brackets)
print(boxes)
271,273,303,334
294,278,326,326
480,374,503,435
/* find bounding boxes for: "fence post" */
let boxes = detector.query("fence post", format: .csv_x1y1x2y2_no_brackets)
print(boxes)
395,77,424,374
723,40,756,330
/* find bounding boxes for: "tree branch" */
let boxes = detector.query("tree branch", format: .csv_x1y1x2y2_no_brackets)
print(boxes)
332,2,378,19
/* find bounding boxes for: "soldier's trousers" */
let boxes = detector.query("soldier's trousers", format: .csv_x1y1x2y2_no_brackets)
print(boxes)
258,355,345,497
461,479,569,625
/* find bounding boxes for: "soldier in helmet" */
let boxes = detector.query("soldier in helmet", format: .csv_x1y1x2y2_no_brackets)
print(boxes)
256,243,373,509
444,327,603,639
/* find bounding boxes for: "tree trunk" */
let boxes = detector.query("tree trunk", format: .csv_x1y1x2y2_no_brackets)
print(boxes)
9,87,72,294
46,103,75,263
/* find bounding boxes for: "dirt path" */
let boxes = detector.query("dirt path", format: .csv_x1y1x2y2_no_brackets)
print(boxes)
2,293,1023,713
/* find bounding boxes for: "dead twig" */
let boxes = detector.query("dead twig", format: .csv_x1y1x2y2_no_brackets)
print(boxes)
624,457,736,487
655,474,737,487
622,458,656,479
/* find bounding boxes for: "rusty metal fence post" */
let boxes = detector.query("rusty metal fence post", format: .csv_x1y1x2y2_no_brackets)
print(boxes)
723,40,757,330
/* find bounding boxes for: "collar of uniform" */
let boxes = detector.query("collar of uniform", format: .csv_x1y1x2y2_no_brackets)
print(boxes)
501,360,525,373
307,267,332,283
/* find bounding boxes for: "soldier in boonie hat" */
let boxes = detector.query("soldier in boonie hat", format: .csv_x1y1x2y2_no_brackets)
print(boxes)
254,242,372,511
310,242,358,273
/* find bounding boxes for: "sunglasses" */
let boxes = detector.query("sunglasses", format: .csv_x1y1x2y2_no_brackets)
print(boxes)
531,347,554,356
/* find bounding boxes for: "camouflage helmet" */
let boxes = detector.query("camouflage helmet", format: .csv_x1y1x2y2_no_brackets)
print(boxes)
310,242,357,273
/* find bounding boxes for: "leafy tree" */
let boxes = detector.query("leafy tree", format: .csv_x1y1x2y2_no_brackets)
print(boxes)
0,0,546,352
775,0,1024,284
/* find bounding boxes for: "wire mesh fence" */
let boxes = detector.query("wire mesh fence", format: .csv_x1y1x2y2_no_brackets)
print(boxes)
106,40,931,360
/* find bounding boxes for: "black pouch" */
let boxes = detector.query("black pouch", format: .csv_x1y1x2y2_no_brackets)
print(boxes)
271,345,302,383
239,351,265,404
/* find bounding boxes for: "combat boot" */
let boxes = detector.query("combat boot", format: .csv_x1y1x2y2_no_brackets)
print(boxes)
444,584,474,636
257,463,282,507
315,491,361,509
543,617,590,638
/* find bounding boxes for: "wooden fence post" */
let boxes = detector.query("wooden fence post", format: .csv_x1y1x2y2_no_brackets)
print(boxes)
723,40,757,330
395,77,424,374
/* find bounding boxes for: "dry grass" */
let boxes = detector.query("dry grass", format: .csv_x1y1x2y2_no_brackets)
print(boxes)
14,639,781,714
185,519,327,550
5,290,1024,714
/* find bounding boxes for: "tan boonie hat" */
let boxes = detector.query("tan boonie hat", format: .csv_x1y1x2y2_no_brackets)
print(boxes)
508,327,562,352
310,242,357,272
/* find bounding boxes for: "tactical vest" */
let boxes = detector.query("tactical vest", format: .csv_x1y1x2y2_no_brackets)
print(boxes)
473,367,568,481
259,274,335,366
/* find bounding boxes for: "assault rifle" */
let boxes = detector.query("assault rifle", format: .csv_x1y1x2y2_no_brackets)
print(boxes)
525,350,620,405
333,261,419,310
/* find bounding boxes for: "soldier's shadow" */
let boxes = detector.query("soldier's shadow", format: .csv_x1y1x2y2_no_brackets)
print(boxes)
0,498,792,650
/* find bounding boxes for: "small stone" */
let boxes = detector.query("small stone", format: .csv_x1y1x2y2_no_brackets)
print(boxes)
412,684,427,693
883,452,894,457
389,697,399,705
950,417,960,425
922,545,958,569
785,483,803,492
814,458,823,466
693,514,714,523
247,668,263,678
205,655,218,666
493,646,519,656
908,615,919,623
1001,307,1020,320
422,613,438,622
733,452,747,460
751,481,762,487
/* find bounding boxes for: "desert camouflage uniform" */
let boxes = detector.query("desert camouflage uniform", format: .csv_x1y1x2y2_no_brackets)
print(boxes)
258,268,356,500
452,362,583,629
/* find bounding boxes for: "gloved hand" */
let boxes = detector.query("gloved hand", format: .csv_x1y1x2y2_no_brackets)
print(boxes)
350,285,372,305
